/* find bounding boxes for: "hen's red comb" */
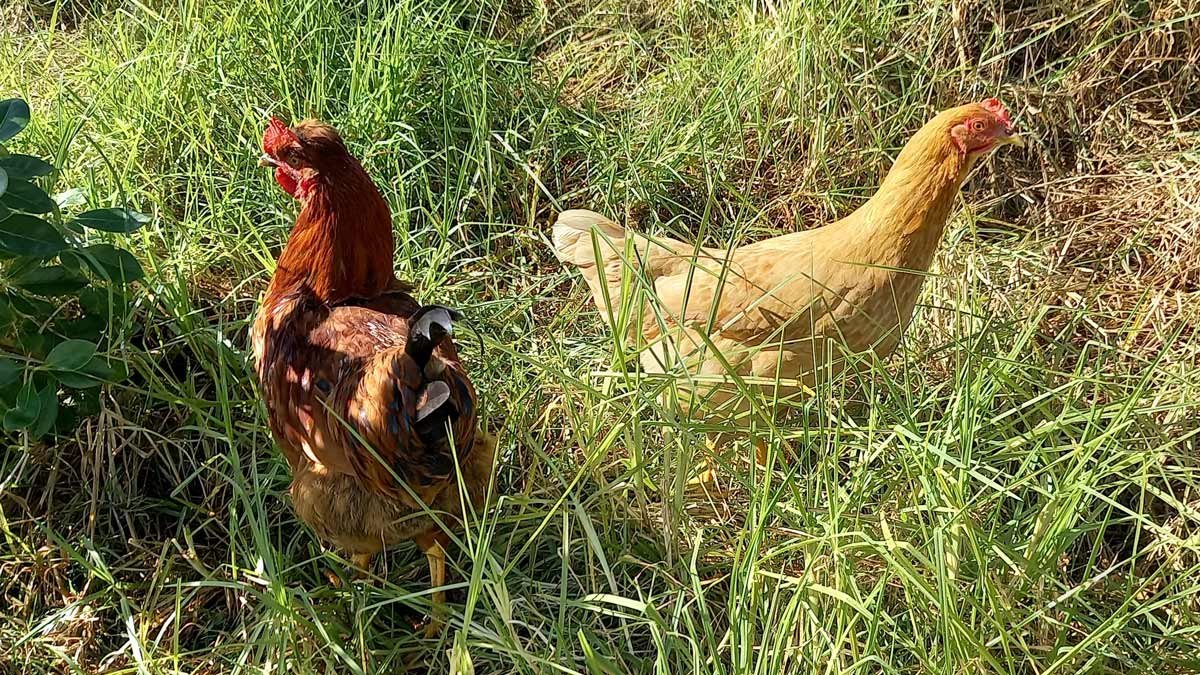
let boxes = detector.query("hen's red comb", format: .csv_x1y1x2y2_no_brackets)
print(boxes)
980,98,1012,126
262,116,298,155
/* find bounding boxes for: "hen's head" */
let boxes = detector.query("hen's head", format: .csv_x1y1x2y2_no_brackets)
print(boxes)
259,117,353,199
938,98,1023,159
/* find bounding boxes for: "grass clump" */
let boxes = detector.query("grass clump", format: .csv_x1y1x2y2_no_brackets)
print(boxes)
1,0,1199,672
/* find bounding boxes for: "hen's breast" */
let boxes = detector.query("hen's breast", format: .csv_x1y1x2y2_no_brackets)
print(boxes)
819,265,928,359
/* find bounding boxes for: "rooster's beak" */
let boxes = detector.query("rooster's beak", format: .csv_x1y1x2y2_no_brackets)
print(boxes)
258,153,278,168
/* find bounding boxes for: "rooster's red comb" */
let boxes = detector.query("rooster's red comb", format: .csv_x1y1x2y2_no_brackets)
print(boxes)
262,117,299,155
980,98,1012,126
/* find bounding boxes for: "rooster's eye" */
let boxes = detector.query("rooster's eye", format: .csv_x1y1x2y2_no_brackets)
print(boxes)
971,120,985,132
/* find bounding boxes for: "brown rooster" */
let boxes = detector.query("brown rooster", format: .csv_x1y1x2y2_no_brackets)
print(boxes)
553,99,1022,474
252,118,495,631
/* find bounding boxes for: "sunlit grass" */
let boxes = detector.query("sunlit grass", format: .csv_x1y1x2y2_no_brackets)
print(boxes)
1,0,1198,672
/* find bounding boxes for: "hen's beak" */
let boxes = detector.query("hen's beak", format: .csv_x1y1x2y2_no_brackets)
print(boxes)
1000,131,1024,148
258,153,278,168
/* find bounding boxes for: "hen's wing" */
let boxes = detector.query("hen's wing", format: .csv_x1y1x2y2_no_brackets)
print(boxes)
553,210,835,345
256,291,478,506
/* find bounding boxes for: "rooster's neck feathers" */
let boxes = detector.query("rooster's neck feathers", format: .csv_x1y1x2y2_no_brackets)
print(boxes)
268,158,396,305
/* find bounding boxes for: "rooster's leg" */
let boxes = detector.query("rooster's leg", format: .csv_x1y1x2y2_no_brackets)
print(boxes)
415,531,450,637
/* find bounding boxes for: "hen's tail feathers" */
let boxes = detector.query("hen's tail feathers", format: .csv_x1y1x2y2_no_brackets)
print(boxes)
552,209,694,275
551,209,628,269
552,209,695,328
414,380,456,446
405,304,466,451
406,305,461,370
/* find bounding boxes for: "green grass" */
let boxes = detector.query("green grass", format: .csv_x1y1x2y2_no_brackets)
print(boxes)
2,0,1200,672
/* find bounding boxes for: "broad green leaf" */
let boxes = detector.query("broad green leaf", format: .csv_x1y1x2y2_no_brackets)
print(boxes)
59,249,83,274
79,286,127,316
0,214,67,255
4,255,41,278
13,265,88,296
56,355,120,388
46,339,97,371
0,99,31,143
3,381,40,429
0,167,7,198
61,314,106,340
8,292,56,317
1,179,56,214
0,201,10,222
81,356,123,381
0,358,19,387
68,244,145,284
0,154,53,179
52,370,102,389
32,380,58,438
14,324,45,357
71,208,150,233
0,379,19,404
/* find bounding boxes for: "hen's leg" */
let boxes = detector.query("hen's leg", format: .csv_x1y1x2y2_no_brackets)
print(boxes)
694,435,770,486
692,431,739,488
693,434,724,486
324,568,343,587
351,552,374,574
324,551,375,587
415,531,450,637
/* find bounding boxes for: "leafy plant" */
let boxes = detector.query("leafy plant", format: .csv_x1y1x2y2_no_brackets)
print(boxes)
0,98,147,439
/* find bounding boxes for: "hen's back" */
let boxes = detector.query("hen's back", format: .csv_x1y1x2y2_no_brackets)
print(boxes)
253,290,478,503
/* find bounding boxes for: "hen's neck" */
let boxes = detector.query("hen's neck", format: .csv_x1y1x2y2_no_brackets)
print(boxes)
267,160,396,305
845,127,971,272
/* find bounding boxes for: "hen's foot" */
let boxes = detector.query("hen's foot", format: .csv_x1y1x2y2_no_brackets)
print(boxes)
690,438,771,491
755,439,769,467
415,532,450,638
688,435,725,488
351,552,374,577
690,464,720,486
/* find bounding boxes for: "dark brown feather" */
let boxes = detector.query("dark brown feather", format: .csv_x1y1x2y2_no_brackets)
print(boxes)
253,288,477,506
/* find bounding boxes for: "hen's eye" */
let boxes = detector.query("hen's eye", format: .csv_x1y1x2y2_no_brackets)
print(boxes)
283,153,303,169
971,120,985,132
